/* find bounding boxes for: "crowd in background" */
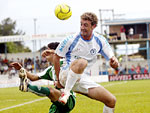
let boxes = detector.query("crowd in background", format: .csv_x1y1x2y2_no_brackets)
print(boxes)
0,56,50,78
0,55,149,78
107,63,149,75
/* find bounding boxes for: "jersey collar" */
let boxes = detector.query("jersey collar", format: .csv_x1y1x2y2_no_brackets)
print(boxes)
80,33,94,42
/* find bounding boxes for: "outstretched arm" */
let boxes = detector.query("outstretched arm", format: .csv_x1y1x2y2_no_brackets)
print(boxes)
10,62,39,81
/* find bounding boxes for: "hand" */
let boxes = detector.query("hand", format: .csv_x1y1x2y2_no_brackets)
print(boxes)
55,80,64,88
42,49,55,58
109,56,119,69
10,62,22,70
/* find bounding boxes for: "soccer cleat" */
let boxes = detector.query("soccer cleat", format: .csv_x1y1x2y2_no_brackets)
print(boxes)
58,92,70,104
19,68,28,92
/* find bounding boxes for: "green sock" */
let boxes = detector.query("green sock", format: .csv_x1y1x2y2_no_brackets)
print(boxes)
28,84,50,97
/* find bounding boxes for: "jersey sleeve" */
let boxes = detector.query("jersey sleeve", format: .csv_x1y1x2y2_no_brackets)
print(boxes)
37,66,53,81
99,36,114,60
55,35,73,57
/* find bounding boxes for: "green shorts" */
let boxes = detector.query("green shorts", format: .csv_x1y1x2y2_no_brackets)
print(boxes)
49,94,76,113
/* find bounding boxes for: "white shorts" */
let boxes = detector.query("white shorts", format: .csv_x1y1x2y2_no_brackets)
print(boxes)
59,69,100,94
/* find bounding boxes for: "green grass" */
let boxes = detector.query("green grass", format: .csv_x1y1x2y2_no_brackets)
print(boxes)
0,80,150,113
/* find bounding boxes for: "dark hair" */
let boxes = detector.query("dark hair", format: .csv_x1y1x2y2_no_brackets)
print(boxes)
47,42,60,50
81,12,98,26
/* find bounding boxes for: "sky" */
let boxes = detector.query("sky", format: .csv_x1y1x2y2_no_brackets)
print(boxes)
0,0,150,54
1,0,150,35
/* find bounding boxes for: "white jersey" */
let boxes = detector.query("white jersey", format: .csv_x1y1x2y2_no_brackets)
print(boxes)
55,32,114,71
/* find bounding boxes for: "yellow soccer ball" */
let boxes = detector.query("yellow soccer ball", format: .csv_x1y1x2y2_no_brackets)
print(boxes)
54,3,72,20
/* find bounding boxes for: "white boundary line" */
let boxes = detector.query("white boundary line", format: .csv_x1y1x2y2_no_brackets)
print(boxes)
103,81,127,87
0,97,47,112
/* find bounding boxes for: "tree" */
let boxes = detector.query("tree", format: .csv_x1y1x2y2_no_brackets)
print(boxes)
0,18,31,53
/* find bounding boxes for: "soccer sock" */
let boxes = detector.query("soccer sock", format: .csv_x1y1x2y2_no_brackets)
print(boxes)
103,105,114,113
64,69,81,94
27,84,50,97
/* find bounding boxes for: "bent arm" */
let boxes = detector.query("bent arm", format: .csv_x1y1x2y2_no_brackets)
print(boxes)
53,54,61,81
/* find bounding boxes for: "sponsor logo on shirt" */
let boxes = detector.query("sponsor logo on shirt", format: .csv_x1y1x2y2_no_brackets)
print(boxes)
90,48,96,55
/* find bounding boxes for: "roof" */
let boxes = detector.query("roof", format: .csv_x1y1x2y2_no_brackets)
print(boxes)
103,18,150,26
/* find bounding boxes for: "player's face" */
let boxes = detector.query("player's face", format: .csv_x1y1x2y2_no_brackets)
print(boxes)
80,19,95,40
46,49,54,63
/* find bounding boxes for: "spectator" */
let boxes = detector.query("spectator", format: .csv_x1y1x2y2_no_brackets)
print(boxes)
128,27,134,39
120,26,126,40
36,56,40,72
0,63,4,75
27,62,33,72
136,64,141,74
144,65,149,74
3,57,8,65
131,64,136,74
3,64,8,74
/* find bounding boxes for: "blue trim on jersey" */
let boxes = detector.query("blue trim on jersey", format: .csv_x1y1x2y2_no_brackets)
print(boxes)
65,34,80,64
94,36,109,60
100,50,109,60
59,35,73,52
80,33,93,42
94,36,102,53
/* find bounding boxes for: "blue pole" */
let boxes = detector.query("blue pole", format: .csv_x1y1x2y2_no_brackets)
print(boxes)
146,23,150,72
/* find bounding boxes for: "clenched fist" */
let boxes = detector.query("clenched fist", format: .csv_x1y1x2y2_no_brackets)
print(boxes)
109,56,119,69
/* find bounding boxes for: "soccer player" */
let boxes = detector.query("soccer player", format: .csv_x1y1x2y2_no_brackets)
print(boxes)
52,12,119,113
10,42,76,113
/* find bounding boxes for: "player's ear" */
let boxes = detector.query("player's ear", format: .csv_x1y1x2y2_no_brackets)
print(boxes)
92,24,96,29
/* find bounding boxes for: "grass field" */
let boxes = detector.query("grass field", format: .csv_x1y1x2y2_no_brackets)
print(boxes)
0,80,150,113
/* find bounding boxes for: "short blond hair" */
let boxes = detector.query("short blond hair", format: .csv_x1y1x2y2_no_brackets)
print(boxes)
81,12,98,27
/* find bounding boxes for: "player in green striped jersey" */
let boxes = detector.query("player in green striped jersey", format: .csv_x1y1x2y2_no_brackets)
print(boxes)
10,42,76,113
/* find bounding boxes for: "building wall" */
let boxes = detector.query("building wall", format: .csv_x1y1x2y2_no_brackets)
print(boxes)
109,24,150,38
109,25,122,37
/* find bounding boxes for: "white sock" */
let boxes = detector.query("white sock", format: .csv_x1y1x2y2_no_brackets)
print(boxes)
103,105,114,113
64,69,81,94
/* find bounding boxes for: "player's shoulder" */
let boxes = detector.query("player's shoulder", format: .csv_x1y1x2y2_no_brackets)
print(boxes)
67,32,80,41
93,32,105,39
93,32,107,41
61,32,80,45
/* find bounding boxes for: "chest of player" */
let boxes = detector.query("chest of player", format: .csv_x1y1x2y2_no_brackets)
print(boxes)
70,40,100,59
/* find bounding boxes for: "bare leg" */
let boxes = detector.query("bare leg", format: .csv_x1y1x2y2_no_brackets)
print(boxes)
87,86,116,108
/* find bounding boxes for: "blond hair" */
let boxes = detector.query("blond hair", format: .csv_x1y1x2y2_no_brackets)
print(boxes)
81,12,98,27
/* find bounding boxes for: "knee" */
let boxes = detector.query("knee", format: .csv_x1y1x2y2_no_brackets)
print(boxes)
106,95,116,108
48,87,61,101
71,59,88,74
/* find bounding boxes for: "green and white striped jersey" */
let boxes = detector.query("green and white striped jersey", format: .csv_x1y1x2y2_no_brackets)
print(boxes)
37,60,64,81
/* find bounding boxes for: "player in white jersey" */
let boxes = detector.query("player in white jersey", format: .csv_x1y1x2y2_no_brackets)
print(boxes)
49,12,119,113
